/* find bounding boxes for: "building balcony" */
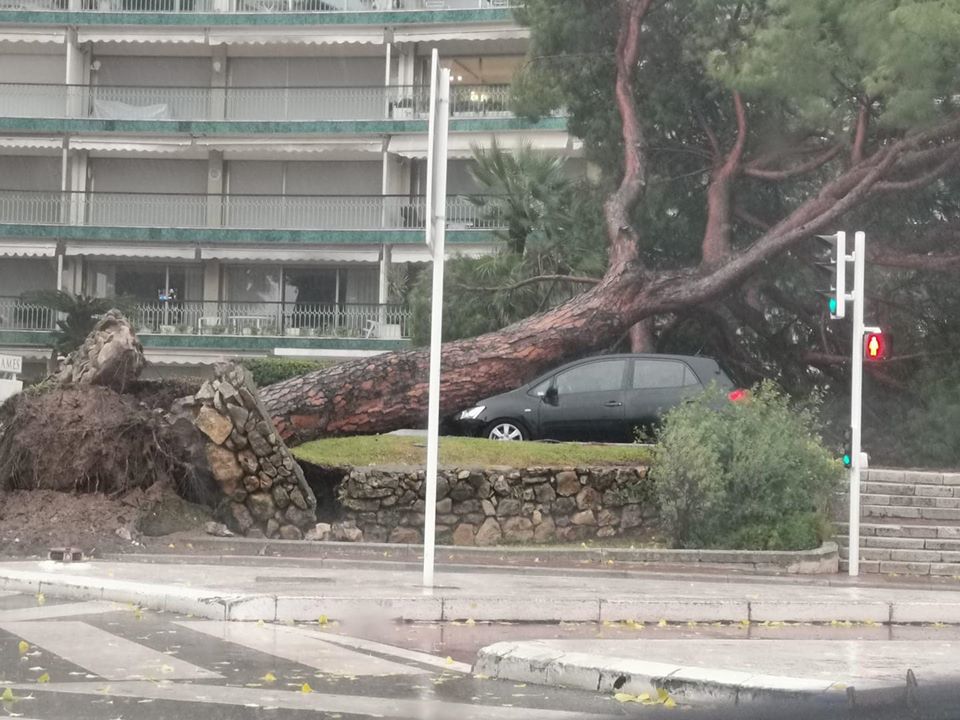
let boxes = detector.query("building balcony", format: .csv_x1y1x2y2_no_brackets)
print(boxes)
0,296,413,349
2,83,518,123
0,0,516,23
0,191,504,242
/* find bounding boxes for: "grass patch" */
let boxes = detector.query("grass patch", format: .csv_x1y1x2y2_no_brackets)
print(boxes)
292,434,653,468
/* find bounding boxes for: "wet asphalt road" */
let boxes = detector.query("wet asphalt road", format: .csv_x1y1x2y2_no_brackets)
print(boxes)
2,590,959,720
0,590,637,720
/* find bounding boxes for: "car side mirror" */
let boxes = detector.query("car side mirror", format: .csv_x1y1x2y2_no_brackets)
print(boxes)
543,385,558,406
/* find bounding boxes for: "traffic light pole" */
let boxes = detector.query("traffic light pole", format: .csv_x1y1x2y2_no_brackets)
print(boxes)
848,230,866,577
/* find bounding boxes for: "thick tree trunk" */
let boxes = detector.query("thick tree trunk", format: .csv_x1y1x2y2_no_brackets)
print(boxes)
262,263,645,444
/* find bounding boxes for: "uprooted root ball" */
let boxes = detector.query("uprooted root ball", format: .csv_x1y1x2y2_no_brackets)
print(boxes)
0,384,189,494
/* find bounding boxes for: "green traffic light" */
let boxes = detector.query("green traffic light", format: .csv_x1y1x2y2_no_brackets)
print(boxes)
843,453,851,468
829,297,838,314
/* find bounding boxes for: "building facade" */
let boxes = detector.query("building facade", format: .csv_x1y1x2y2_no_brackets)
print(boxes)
0,0,580,376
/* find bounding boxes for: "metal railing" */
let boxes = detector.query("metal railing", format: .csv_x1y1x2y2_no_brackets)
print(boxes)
0,191,504,231
0,0,516,12
0,297,56,332
0,83,521,122
0,297,411,338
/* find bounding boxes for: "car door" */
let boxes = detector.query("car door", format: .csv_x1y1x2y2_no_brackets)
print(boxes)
538,358,628,441
624,359,702,437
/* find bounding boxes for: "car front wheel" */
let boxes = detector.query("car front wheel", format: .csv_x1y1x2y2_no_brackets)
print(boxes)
484,419,528,441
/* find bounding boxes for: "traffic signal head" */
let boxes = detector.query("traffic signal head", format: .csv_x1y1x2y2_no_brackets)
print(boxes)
864,331,888,361
842,427,852,468
813,232,847,319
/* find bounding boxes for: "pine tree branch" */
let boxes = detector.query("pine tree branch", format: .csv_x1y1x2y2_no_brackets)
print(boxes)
456,274,601,293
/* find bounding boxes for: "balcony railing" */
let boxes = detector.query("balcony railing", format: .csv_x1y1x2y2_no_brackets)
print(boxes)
0,297,411,339
0,83,519,123
0,191,504,231
0,0,516,13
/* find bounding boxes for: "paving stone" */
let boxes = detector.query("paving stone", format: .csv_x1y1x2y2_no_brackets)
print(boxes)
929,563,960,576
864,506,920,519
878,560,931,575
921,507,960,521
903,470,943,485
866,468,906,483
934,497,960,508
941,473,960,486
889,549,942,562
914,485,956,498
863,537,925,549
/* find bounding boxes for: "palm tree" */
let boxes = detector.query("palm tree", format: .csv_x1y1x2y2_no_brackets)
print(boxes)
22,290,127,356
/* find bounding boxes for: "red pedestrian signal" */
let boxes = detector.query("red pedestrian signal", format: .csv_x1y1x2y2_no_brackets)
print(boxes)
864,332,887,361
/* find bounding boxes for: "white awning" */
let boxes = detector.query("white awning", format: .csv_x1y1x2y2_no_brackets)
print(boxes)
392,242,495,262
0,137,62,153
71,138,203,157
207,28,384,46
392,26,528,44
204,138,385,159
0,240,57,258
77,29,207,45
65,243,197,259
389,131,581,159
0,29,65,44
200,246,379,263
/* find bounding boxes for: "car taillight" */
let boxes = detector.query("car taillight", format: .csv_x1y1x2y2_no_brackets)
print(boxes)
728,389,749,402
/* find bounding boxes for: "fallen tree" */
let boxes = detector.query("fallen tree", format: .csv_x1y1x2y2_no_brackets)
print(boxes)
263,0,960,444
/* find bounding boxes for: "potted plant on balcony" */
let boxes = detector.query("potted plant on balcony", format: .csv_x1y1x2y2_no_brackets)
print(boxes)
390,97,416,120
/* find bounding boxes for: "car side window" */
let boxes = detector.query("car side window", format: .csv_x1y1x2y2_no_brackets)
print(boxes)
528,378,552,397
556,360,627,395
632,360,692,389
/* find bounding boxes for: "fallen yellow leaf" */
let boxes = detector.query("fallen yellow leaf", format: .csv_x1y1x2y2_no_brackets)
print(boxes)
445,656,454,665
36,593,45,606
664,697,677,709
18,641,28,655
318,615,329,627
37,672,50,684
464,618,476,626
300,683,313,694
614,692,639,703
261,672,277,684
657,619,668,627
1,687,14,701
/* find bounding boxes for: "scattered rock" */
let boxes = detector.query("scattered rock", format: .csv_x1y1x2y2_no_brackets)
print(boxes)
452,523,476,546
388,526,422,544
475,517,502,546
279,525,303,540
555,471,580,497
305,522,333,541
204,521,234,537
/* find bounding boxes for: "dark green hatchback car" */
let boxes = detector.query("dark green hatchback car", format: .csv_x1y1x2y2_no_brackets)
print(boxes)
451,353,737,442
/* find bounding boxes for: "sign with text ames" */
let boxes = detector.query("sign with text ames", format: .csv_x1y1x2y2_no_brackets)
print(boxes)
0,354,22,375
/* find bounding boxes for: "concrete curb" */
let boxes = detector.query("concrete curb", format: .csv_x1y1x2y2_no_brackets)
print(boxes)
474,641,850,705
138,536,839,574
2,564,960,623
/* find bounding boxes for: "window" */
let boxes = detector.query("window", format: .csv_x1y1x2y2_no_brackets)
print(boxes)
633,360,698,390
556,360,627,395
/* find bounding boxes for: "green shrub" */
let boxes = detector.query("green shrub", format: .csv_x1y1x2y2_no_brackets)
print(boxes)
239,358,336,388
650,382,842,551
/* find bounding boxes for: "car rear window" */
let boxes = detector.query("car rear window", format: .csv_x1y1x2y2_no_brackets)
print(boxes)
633,360,700,389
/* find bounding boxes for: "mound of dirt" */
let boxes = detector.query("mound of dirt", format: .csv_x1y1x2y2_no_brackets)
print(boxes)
0,384,197,495
0,482,212,558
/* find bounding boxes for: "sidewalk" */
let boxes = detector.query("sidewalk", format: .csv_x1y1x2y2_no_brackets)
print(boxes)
1,552,960,624
475,637,960,705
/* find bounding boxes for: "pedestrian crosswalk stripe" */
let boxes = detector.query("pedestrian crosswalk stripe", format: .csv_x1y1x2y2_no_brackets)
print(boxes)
13,681,617,720
176,621,429,677
0,601,122,622
0,621,222,681
299,628,473,674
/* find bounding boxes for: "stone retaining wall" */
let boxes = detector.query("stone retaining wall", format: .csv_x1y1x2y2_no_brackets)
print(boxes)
338,465,656,545
187,363,317,539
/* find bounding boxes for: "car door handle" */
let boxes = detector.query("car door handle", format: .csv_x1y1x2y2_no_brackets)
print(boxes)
604,401,623,407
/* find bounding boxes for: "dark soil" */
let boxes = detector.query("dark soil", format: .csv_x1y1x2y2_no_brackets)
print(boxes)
0,482,212,558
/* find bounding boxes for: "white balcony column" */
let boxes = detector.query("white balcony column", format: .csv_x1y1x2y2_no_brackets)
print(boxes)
378,245,391,328
70,151,88,225
213,0,231,11
201,260,221,332
383,42,392,119
209,48,227,121
206,151,224,228
64,29,85,118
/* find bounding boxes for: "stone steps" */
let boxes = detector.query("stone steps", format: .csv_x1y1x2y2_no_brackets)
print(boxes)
836,469,960,576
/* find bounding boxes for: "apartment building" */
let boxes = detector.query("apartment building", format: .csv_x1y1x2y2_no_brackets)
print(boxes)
0,0,581,377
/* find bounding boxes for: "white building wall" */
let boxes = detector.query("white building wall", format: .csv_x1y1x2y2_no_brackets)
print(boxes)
0,258,57,298
93,56,211,87
89,158,208,227
0,53,65,84
0,156,61,191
